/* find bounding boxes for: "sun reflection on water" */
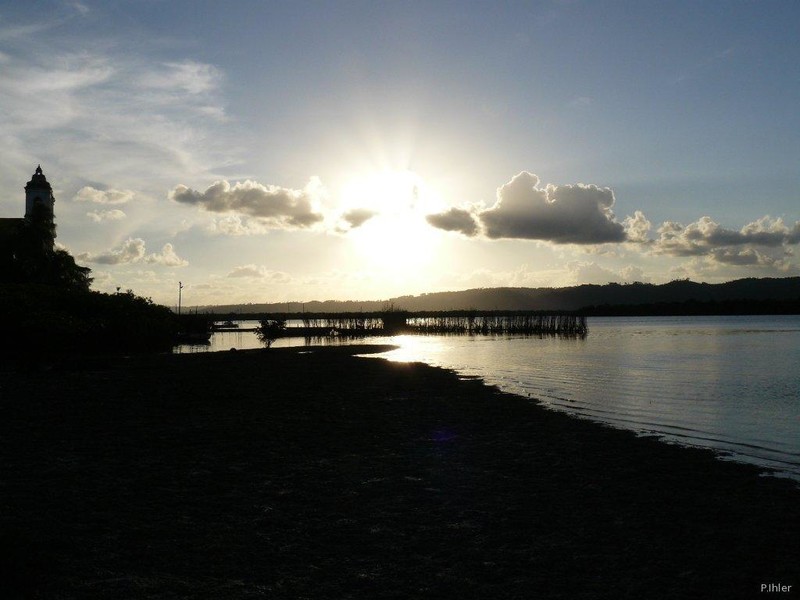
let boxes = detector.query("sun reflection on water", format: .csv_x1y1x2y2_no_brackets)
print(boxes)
372,334,449,365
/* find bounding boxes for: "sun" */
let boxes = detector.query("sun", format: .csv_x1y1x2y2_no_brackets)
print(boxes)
340,169,445,273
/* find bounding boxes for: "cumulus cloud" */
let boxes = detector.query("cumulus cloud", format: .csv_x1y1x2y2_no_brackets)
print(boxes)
226,265,291,282
77,238,144,264
427,172,631,244
566,261,649,285
74,186,135,204
150,243,189,267
655,216,800,257
478,172,626,243
170,178,324,229
77,238,187,267
709,247,781,266
646,215,800,274
425,208,480,236
206,215,269,236
87,208,126,222
623,211,652,243
620,265,649,282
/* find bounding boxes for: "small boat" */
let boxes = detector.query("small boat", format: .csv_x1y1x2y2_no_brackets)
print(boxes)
211,320,240,331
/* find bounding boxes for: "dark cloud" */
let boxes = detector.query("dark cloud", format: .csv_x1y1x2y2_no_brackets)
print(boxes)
427,172,629,244
709,248,780,266
169,179,323,229
479,172,626,243
342,208,378,229
425,208,480,236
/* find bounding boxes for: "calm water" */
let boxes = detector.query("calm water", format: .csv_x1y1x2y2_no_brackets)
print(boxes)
175,316,800,480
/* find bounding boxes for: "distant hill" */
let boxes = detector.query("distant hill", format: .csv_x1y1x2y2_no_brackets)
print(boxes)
203,277,800,315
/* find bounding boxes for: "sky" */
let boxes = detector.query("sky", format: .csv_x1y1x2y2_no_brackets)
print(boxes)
1,0,799,307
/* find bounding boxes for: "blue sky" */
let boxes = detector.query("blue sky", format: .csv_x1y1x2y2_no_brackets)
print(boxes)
1,1,799,306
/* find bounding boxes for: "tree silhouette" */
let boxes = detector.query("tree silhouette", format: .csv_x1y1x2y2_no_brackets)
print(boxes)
2,203,92,290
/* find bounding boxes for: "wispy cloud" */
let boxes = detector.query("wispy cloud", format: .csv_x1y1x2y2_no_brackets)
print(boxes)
66,1,90,16
87,208,126,222
137,61,222,96
226,265,291,282
0,28,231,192
74,186,135,204
0,22,55,42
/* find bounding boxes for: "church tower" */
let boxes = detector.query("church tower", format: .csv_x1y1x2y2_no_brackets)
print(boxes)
24,165,55,224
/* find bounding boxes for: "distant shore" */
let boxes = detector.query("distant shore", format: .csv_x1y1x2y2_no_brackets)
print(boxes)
1,346,797,598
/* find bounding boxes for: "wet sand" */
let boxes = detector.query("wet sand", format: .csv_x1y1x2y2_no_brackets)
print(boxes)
1,346,797,599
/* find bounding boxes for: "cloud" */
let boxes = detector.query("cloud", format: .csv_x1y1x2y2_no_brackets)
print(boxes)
67,1,90,15
341,208,378,229
426,208,480,236
565,261,649,285
77,238,145,264
226,265,291,282
74,186,135,204
427,172,631,244
149,243,189,267
478,172,626,244
0,53,114,130
649,215,800,275
137,60,221,96
170,178,324,229
620,265,649,282
87,209,126,222
708,247,783,267
77,238,187,267
206,215,270,236
0,34,230,193
654,216,800,257
623,211,652,243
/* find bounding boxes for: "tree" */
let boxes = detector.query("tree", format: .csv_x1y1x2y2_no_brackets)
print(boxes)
1,207,92,291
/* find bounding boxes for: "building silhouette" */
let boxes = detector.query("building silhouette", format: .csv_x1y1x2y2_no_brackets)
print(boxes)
0,166,60,279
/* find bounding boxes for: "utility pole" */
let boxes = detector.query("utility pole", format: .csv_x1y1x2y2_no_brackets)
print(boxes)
178,281,183,315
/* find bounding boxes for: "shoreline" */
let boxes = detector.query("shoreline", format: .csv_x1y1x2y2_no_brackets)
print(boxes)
1,345,798,598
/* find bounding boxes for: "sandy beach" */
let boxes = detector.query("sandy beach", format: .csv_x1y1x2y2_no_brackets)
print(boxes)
1,345,797,599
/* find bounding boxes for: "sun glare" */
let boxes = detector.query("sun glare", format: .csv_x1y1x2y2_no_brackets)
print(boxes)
341,169,445,273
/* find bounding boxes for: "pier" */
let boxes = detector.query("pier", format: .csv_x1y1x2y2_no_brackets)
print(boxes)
201,310,588,339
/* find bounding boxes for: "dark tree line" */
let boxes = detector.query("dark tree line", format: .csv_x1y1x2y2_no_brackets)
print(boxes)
0,208,181,359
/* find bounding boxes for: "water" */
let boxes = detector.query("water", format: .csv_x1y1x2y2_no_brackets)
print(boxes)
174,316,800,480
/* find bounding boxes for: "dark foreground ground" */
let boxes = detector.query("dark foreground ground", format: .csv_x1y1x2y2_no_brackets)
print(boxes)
1,346,797,599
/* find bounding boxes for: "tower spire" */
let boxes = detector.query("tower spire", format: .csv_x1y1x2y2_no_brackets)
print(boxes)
24,164,56,227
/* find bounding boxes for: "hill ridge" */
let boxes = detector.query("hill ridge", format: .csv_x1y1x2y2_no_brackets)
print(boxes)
201,277,800,314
